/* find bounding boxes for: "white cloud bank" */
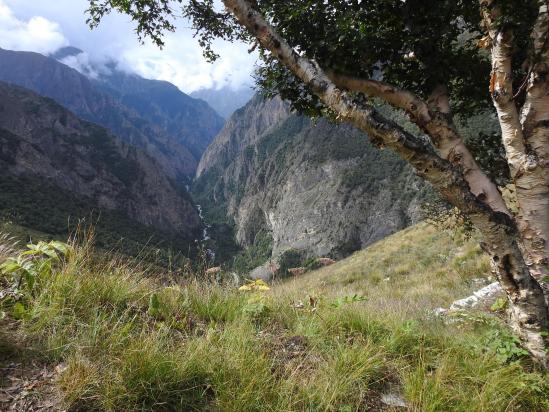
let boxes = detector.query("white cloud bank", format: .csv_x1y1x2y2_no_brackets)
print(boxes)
0,0,68,54
1,0,256,93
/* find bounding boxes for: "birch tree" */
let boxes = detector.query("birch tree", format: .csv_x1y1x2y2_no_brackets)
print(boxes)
86,0,549,365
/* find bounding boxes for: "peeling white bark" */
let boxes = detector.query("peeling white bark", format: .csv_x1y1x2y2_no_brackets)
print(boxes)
482,0,549,298
518,2,549,288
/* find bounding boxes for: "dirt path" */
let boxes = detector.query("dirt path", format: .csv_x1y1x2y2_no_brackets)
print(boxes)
0,360,64,411
0,315,64,412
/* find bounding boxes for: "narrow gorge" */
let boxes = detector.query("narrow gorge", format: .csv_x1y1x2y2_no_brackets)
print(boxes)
194,95,431,273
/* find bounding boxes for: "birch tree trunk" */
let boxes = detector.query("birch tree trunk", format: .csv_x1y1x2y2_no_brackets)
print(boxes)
223,0,549,365
518,3,549,295
482,0,549,301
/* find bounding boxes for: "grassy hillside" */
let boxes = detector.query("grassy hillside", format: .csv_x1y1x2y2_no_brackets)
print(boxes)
275,223,491,314
0,224,547,411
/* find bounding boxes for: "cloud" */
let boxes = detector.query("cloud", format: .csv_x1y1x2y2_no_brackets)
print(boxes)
2,0,256,93
118,36,256,93
0,0,68,54
59,51,110,79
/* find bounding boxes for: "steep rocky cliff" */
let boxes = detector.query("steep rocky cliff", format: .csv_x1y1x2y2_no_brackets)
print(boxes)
194,95,429,264
0,81,200,252
0,48,214,179
196,96,290,178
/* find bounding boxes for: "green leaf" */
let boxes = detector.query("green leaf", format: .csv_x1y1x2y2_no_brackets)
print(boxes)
11,302,28,320
148,293,162,318
0,259,22,274
50,241,71,256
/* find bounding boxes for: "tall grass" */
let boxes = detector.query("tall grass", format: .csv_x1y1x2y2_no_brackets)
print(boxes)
0,232,18,262
0,225,548,411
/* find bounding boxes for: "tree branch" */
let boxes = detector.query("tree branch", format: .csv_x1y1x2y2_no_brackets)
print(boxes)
426,84,452,115
325,71,432,122
325,71,509,215
480,0,527,177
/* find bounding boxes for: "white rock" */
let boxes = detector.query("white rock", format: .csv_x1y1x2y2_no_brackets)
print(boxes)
381,393,408,408
449,282,502,311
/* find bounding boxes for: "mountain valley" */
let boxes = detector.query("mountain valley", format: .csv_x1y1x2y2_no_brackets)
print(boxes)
0,46,431,268
1,1,549,408
194,95,430,271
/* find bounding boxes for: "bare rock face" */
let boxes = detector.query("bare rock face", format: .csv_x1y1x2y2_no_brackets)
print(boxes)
197,96,290,177
0,81,201,242
194,95,430,262
249,263,276,281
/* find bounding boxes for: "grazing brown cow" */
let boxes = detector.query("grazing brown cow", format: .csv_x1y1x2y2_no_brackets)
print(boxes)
318,258,335,266
288,267,306,276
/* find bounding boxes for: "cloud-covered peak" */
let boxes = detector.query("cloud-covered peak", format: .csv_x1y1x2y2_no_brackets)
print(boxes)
50,46,84,60
1,0,256,93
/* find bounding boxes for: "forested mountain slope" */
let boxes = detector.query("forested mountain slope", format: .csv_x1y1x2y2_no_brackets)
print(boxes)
0,81,201,253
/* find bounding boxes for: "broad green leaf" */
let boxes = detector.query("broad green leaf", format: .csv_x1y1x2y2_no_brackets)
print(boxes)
0,259,22,274
12,302,28,320
50,241,71,256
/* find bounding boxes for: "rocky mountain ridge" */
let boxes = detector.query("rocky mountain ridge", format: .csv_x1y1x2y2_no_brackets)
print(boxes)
51,46,225,158
0,48,223,180
95,67,225,159
194,95,430,266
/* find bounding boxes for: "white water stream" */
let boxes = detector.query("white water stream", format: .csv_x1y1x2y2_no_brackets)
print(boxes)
195,204,215,261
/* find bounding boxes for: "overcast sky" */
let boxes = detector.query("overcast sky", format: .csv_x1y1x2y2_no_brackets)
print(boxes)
0,0,256,93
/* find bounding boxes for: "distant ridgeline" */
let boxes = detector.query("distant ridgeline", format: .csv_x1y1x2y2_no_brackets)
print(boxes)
193,95,433,271
0,47,230,260
0,47,225,175
191,86,255,120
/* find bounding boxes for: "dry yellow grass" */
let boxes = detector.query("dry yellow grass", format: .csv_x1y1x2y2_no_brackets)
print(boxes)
275,223,491,316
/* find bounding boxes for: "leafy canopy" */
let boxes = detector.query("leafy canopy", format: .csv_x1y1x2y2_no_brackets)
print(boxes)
86,0,538,117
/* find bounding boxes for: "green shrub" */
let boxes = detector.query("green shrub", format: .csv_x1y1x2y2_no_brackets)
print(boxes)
232,230,273,274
